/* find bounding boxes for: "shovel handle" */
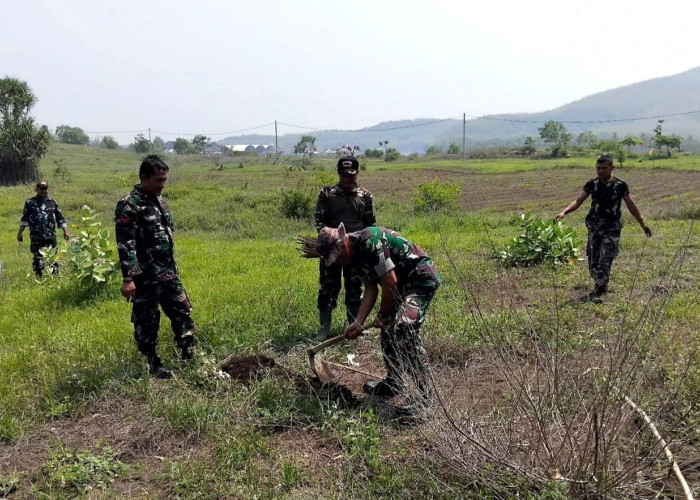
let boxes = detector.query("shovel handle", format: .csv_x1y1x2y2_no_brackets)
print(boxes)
308,324,371,355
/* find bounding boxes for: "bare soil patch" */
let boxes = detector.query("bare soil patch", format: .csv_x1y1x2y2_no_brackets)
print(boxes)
363,167,700,214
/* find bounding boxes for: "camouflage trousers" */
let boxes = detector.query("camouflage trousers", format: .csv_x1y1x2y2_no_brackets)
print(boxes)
131,278,196,355
317,261,362,323
30,236,57,277
586,223,621,291
381,284,438,402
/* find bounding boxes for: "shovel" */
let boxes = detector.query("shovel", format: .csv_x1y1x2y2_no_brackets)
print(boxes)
307,326,382,382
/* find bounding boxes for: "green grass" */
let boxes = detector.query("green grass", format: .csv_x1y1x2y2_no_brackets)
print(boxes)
1,144,700,497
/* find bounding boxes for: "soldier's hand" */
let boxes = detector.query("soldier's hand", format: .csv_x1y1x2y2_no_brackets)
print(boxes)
17,234,23,242
371,315,390,330
554,212,565,222
121,280,136,302
344,321,364,340
643,225,652,238
63,230,70,241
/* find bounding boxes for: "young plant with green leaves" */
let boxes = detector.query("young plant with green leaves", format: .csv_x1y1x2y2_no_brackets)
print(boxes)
500,213,582,266
40,205,118,286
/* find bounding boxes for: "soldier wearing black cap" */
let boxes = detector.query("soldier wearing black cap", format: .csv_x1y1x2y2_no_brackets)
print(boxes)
17,180,70,277
313,156,376,341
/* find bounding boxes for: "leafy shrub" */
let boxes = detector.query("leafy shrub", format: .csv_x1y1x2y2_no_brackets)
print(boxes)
40,206,119,286
364,148,383,158
384,148,401,162
280,188,314,219
500,213,582,267
41,443,125,494
413,178,462,213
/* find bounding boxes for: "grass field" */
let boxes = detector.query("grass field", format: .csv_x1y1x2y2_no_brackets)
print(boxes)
1,144,700,498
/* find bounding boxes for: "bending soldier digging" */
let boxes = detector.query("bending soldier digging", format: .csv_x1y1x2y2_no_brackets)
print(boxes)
555,154,651,300
115,155,196,379
301,223,441,416
17,180,70,278
313,155,375,341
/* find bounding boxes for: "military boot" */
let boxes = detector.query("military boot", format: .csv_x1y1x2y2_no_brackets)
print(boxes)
179,330,196,365
363,378,402,398
315,310,332,342
142,346,172,380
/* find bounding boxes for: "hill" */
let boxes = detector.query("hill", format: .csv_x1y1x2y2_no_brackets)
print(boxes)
220,67,700,153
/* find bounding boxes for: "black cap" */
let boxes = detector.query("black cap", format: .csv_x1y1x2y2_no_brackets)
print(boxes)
337,156,359,175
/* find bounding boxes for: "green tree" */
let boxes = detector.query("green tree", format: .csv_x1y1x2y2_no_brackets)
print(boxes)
294,135,316,164
152,136,164,152
657,135,682,156
576,130,598,150
538,120,572,156
364,148,383,158
192,134,209,153
447,143,460,155
620,136,643,154
0,77,51,185
56,125,89,145
173,137,192,154
101,136,119,149
425,145,442,156
522,136,537,156
133,133,151,154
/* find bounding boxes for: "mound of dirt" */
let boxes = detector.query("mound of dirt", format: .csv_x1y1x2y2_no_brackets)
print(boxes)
220,354,276,381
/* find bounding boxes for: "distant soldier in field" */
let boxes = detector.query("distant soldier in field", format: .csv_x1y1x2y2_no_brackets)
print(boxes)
17,180,70,277
115,155,196,379
555,154,652,298
313,156,376,341
301,223,441,415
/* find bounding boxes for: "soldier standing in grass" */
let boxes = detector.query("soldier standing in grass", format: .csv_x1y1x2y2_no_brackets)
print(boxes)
17,180,70,278
115,155,196,379
301,223,441,415
555,154,652,298
313,156,376,341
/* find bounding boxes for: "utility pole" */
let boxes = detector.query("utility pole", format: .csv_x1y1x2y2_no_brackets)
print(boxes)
275,120,279,163
462,113,466,162
148,127,152,153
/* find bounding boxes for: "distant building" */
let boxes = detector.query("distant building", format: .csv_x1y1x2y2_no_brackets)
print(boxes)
223,144,275,155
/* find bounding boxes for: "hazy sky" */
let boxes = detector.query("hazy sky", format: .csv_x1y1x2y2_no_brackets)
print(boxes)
3,0,699,144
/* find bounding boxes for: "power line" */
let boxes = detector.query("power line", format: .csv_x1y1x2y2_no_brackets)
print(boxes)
150,122,275,137
277,116,462,133
81,108,700,138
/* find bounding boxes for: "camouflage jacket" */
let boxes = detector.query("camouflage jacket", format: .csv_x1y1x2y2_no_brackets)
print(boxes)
348,227,441,290
115,185,178,283
20,195,67,240
314,184,375,233
584,177,629,227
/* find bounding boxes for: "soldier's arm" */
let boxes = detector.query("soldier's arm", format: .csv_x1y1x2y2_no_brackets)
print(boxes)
54,201,70,239
344,282,378,339
363,192,376,227
18,201,30,242
314,188,328,233
623,195,651,237
114,200,142,279
555,190,589,221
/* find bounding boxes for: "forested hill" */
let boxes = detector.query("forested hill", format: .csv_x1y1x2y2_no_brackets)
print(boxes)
220,67,700,153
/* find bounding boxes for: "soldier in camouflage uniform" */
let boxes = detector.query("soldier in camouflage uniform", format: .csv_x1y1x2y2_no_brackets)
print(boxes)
313,156,375,341
17,180,70,277
555,154,651,298
115,155,196,379
311,223,441,414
